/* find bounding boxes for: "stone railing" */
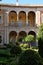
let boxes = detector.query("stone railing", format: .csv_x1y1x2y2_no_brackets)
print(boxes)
0,24,38,30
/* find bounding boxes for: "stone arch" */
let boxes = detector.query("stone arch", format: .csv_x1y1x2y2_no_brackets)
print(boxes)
28,11,35,27
18,11,26,26
28,31,37,46
9,11,17,26
19,31,27,38
9,31,17,43
28,31,36,38
18,31,27,42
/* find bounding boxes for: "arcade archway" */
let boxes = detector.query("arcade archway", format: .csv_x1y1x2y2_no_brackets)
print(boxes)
9,31,17,43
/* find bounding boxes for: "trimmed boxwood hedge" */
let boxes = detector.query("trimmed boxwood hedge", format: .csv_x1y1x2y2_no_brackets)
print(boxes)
18,49,42,65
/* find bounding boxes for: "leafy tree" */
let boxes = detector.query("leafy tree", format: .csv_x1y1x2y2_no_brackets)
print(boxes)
38,38,43,58
25,35,34,42
38,24,43,58
22,35,34,48
38,24,43,40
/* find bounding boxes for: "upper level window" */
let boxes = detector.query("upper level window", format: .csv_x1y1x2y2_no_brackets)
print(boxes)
0,16,2,24
17,20,23,27
27,20,30,26
10,20,14,26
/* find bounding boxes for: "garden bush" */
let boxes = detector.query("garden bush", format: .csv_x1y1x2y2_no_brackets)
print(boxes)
0,45,20,65
38,38,43,58
20,43,29,50
37,23,43,59
0,48,11,57
22,35,35,48
32,46,38,49
18,49,42,65
10,45,22,56
6,42,14,48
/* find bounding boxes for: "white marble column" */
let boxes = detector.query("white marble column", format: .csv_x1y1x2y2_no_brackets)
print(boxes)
4,28,9,44
36,11,40,27
17,12,19,22
26,12,28,26
6,30,9,44
4,12,9,26
4,27,7,44
4,11,9,44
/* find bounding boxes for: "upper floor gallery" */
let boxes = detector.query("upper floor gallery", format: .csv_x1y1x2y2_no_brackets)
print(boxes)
0,4,43,27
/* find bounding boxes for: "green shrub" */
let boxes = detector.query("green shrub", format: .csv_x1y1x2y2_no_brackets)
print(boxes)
18,38,23,42
32,46,38,49
38,24,43,40
37,24,43,58
0,47,20,65
38,38,43,58
22,35,35,48
0,48,11,57
6,42,14,48
23,35,34,42
10,45,22,56
20,43,29,50
18,49,42,65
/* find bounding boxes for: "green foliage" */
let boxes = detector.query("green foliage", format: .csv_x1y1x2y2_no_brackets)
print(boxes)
18,38,23,42
20,43,29,51
0,48,14,65
0,42,22,65
10,45,22,56
18,49,42,65
38,24,43,58
38,38,43,58
22,35,34,42
38,24,43,40
32,46,38,50
0,45,20,65
0,49,10,58
4,42,22,56
7,42,15,48
0,56,19,65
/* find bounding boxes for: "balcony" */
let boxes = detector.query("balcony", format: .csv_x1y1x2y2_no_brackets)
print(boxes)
0,21,38,32
8,22,38,32
8,21,36,27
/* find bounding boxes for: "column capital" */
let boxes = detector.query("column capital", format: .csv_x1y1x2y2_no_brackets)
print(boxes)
5,11,9,15
26,12,28,15
17,12,19,15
